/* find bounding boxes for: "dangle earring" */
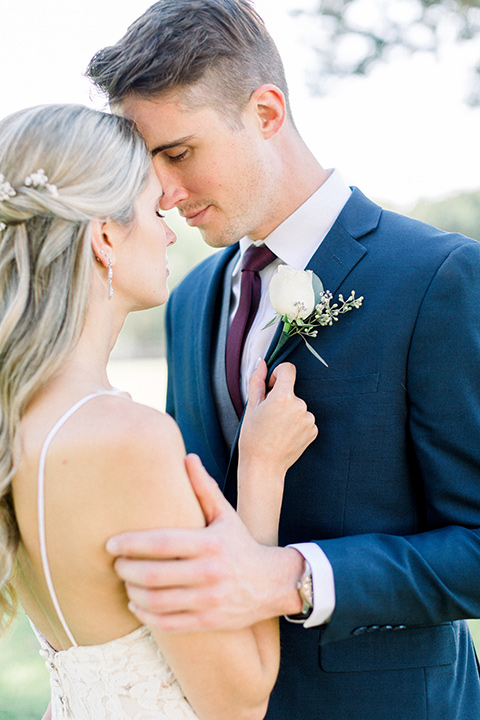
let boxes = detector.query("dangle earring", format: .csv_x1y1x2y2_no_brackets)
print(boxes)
99,250,114,299
107,256,114,299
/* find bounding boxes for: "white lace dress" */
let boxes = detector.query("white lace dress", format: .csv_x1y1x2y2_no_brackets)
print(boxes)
30,392,201,720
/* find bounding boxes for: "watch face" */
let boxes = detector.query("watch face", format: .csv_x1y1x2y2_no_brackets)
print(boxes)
301,575,313,608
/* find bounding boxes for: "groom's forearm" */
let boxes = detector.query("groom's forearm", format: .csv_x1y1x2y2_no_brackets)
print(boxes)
264,545,306,618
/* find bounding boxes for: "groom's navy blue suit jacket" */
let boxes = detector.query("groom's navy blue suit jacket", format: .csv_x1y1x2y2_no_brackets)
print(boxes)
166,189,480,719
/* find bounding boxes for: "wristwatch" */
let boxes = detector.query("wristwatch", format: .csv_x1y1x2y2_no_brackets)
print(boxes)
286,559,314,623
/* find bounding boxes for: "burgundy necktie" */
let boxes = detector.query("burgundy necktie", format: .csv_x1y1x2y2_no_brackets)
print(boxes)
226,244,277,417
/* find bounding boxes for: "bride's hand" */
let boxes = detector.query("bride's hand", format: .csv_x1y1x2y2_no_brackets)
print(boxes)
237,360,317,544
239,359,317,481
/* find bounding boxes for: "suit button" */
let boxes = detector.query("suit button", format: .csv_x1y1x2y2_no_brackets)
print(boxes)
366,625,380,632
393,624,407,630
352,626,367,636
380,625,393,631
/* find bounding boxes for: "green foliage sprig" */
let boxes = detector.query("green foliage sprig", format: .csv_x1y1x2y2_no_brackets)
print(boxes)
266,277,364,368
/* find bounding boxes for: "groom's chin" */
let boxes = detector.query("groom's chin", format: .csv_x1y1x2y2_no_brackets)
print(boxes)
198,228,238,249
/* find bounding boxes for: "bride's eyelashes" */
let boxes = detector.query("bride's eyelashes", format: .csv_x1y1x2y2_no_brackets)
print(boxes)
156,211,165,219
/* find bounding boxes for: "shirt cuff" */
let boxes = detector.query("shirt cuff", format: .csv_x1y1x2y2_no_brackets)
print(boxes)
286,542,336,628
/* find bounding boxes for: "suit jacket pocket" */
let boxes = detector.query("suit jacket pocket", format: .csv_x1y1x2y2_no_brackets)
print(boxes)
319,623,456,673
296,372,380,400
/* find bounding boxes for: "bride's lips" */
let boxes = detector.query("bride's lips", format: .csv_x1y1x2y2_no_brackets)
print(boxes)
181,206,210,227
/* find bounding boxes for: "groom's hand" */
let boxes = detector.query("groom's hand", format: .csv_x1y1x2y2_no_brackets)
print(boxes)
107,454,304,632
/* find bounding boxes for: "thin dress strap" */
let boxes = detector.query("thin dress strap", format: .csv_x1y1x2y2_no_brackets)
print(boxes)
37,390,124,648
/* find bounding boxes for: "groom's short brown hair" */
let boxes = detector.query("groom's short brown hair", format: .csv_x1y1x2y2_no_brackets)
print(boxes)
86,0,293,126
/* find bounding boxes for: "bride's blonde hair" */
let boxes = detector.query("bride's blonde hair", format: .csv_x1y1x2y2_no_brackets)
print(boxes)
0,104,150,628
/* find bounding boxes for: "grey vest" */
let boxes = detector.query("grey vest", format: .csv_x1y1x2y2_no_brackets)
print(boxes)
211,251,241,450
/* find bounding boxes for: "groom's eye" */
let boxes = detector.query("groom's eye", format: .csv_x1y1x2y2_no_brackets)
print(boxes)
167,149,189,163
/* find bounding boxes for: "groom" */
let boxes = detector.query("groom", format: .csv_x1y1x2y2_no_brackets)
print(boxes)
87,1,480,717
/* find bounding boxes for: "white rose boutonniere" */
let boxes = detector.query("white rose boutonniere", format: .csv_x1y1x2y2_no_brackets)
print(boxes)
265,265,364,367
269,266,316,321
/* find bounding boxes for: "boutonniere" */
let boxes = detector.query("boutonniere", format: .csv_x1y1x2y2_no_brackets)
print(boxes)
264,265,364,367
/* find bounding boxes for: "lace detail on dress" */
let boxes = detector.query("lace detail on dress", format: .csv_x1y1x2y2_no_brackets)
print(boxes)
33,625,200,719
29,392,200,719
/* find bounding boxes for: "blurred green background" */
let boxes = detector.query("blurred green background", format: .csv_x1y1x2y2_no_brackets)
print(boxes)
0,613,51,720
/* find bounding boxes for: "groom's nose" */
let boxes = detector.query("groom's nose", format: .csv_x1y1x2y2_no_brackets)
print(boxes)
155,165,189,211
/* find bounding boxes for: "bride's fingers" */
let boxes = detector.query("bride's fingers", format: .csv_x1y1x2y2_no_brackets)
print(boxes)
267,362,296,393
307,414,319,442
246,358,268,408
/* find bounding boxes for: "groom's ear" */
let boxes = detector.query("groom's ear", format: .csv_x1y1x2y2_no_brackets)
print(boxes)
250,84,286,140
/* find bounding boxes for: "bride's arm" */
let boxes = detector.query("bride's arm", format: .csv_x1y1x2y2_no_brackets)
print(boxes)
238,360,317,545
229,360,317,719
103,411,271,720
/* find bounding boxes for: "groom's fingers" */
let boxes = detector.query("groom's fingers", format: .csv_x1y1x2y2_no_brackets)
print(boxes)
125,580,205,613
184,453,235,525
127,597,237,633
107,526,212,559
127,603,192,633
114,556,204,586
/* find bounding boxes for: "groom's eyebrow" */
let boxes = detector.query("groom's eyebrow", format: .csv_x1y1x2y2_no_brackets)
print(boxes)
150,135,195,157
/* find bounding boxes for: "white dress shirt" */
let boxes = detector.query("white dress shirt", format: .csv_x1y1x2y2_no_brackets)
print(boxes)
229,169,351,626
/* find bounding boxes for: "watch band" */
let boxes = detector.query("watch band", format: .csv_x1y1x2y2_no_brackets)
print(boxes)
286,559,314,624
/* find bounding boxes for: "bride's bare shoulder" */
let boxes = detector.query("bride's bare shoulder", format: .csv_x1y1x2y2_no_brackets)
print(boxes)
81,393,184,456
72,394,203,529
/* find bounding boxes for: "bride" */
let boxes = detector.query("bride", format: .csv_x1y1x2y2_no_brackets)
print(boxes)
0,104,317,719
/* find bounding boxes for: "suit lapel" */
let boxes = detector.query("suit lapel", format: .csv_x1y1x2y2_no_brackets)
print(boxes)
265,188,380,368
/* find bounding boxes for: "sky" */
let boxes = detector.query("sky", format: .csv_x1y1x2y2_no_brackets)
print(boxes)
1,0,479,207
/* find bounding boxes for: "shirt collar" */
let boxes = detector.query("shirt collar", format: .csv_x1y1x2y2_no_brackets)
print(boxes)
238,169,351,271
